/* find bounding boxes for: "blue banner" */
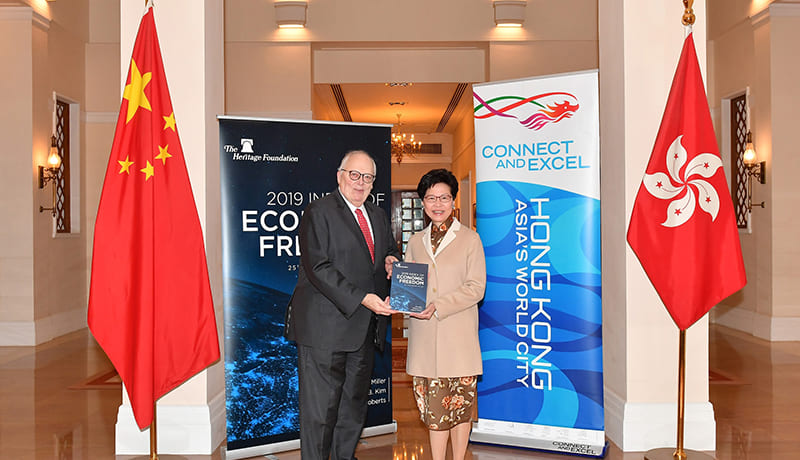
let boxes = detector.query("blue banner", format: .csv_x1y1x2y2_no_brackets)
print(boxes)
471,71,605,456
218,117,394,458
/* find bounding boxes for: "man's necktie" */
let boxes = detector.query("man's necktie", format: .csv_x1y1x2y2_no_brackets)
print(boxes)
355,208,375,262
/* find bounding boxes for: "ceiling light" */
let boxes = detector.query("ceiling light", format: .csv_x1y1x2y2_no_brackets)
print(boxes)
391,114,421,164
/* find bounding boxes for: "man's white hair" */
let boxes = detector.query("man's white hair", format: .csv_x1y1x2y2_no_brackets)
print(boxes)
338,150,377,174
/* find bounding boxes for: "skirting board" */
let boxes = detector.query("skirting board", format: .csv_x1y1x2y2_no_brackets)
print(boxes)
0,321,35,346
115,390,226,455
223,421,397,460
711,307,800,342
604,389,715,452
0,309,86,346
470,419,605,457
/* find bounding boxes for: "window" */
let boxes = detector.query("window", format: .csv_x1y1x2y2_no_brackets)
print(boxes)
54,99,71,233
729,94,748,228
390,191,427,256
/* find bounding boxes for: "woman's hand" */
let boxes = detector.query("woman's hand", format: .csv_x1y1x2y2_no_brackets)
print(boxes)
410,302,436,320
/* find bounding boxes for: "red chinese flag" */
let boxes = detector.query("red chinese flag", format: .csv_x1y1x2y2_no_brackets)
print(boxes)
627,33,746,331
88,6,219,429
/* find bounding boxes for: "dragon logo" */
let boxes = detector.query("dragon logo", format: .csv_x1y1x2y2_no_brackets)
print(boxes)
474,91,579,131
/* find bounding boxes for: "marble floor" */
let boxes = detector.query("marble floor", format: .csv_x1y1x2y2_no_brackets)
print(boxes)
1,324,798,459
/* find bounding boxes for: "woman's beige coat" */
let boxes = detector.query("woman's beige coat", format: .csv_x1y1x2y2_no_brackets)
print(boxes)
404,218,487,378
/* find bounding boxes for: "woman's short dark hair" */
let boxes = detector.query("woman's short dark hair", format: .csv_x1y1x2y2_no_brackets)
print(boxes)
417,169,459,200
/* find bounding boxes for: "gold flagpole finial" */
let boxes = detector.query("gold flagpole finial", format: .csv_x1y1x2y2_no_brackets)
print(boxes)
682,0,695,26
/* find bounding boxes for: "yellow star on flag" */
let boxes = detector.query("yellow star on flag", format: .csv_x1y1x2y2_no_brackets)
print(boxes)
163,112,176,131
156,145,173,165
140,160,154,181
118,156,134,174
123,59,152,123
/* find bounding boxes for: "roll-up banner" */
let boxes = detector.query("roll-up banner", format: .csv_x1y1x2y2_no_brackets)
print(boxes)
218,117,395,459
471,71,605,457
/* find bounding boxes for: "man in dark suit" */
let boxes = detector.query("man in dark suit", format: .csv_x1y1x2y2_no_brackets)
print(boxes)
285,150,400,460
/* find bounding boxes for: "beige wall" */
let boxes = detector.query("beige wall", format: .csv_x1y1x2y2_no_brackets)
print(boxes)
450,92,478,217
35,1,89,341
489,41,599,81
226,0,594,43
708,0,800,340
225,42,312,117
85,0,120,263
769,9,800,319
751,10,774,323
708,0,766,330
0,10,35,332
0,1,91,345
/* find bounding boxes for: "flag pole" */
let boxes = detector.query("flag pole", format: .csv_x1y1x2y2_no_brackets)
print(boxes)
644,330,714,460
148,2,157,458
676,329,686,459
150,403,158,460
642,10,709,460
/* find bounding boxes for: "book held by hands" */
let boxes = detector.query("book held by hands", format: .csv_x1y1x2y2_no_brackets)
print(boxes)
390,262,428,313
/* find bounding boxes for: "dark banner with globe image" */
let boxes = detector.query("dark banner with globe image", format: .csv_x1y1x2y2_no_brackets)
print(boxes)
219,117,394,457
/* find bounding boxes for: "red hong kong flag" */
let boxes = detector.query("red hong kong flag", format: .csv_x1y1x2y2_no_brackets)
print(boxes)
88,5,220,429
627,33,746,330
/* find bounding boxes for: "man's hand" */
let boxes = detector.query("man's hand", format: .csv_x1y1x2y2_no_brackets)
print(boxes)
385,255,399,279
362,293,397,316
409,302,436,320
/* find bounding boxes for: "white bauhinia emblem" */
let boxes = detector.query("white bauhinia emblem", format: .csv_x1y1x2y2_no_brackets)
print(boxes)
642,135,723,227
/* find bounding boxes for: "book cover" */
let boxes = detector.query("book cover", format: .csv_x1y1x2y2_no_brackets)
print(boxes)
390,261,428,313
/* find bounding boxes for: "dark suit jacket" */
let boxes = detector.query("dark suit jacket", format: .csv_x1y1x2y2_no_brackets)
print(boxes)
285,189,399,352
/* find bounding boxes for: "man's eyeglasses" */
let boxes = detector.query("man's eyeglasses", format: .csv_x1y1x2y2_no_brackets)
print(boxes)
423,194,453,204
339,168,376,184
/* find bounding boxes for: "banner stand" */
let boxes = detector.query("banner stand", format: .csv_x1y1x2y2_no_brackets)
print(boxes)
471,420,606,457
471,70,604,458
219,116,395,459
224,423,397,460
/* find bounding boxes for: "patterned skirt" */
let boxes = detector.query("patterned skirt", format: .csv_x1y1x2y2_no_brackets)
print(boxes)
412,375,477,431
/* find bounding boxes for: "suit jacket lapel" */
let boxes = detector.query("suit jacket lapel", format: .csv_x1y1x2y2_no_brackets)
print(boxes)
423,218,461,262
422,225,435,262
437,218,460,253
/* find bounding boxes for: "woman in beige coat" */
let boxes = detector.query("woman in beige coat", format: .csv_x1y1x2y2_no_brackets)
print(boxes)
404,168,487,460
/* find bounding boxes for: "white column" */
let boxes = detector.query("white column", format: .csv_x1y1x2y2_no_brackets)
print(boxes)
0,7,36,346
116,0,225,454
599,0,715,452
766,4,800,340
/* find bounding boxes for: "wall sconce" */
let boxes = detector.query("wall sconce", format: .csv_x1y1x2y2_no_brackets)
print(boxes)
38,135,62,217
275,1,307,28
742,130,766,211
493,0,526,27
